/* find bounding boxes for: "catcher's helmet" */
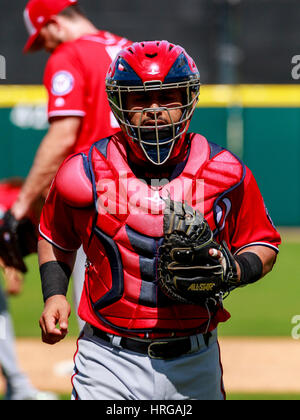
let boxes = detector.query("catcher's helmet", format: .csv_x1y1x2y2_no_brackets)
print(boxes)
105,40,200,165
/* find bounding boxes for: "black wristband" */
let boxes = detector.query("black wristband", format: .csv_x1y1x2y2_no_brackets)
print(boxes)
234,252,263,286
40,261,72,302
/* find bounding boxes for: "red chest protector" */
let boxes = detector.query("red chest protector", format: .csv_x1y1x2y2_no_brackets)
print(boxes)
81,132,245,337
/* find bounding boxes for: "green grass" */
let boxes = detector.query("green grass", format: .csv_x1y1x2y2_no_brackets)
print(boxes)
218,242,300,337
1,393,300,401
2,241,300,338
227,393,300,400
0,394,71,401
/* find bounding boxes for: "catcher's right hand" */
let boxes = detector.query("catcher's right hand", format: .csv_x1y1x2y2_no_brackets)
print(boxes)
157,198,239,305
0,210,37,273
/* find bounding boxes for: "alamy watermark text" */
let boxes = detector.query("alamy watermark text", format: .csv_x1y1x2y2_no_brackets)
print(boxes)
291,55,300,80
0,55,6,80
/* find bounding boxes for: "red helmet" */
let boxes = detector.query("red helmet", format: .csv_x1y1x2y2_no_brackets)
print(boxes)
106,40,200,166
23,0,78,53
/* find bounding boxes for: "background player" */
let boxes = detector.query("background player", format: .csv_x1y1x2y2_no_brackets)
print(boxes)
0,178,57,400
12,0,131,330
37,41,281,400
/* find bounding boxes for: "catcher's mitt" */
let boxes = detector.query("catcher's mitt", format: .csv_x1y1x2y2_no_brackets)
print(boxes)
0,211,37,273
157,198,238,305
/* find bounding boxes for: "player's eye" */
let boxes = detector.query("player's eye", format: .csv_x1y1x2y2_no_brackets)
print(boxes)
157,90,183,106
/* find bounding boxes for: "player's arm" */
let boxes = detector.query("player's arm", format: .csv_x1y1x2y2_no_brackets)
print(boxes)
37,154,92,345
38,238,76,345
210,244,277,285
214,167,281,288
236,245,277,278
11,116,82,220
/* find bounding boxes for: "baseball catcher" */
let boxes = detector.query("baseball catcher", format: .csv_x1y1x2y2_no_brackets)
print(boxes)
37,40,281,401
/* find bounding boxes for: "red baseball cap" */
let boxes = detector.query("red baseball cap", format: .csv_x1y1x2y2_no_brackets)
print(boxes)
23,0,78,53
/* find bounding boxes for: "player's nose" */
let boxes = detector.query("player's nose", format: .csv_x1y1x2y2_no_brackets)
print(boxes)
146,103,163,118
150,101,160,108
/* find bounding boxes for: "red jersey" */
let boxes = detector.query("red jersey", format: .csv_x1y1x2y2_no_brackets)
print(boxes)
0,181,39,228
39,134,281,338
43,30,131,154
0,183,21,216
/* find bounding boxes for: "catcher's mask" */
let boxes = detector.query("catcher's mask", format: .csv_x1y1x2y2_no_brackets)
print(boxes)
105,40,201,166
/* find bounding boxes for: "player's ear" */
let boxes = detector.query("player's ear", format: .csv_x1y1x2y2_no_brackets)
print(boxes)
46,16,62,36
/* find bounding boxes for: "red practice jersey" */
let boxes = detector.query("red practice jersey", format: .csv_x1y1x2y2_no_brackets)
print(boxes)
0,182,21,216
0,180,39,228
43,30,131,153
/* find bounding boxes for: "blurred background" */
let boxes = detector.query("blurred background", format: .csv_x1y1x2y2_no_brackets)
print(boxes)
0,0,300,400
2,0,300,85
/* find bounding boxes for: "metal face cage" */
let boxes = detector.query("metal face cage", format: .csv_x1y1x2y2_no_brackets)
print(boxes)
106,79,200,165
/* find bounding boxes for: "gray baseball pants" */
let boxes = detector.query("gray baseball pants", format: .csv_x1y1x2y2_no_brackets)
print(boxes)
0,285,37,399
71,323,225,400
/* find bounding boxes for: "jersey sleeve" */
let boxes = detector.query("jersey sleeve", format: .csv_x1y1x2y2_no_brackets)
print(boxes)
230,168,281,254
43,45,86,120
39,178,82,252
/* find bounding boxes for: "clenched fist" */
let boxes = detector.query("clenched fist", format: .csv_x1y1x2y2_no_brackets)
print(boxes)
39,295,71,345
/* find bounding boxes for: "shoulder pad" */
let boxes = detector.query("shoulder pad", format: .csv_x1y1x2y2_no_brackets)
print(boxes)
55,154,93,208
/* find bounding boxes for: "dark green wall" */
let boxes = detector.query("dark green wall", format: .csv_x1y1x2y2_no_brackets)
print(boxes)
1,108,45,179
191,107,300,226
242,108,300,226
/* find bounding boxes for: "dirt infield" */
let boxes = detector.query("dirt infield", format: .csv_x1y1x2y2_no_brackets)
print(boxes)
278,227,300,243
1,337,300,395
